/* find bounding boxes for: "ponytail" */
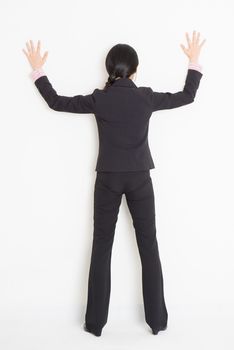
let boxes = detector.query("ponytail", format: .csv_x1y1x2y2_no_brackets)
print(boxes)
103,70,130,91
104,73,117,90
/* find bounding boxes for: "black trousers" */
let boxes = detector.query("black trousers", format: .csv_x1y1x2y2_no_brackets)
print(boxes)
84,170,168,334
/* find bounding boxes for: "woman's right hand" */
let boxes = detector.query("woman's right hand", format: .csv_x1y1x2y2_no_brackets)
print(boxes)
22,40,48,70
180,31,206,64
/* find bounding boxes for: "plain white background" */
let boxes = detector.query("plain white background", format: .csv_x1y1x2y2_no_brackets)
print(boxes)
1,0,234,349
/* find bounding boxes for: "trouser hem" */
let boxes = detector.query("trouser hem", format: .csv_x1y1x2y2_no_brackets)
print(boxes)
85,323,103,336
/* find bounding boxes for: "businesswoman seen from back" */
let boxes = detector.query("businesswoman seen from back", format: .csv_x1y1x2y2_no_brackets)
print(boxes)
23,31,205,337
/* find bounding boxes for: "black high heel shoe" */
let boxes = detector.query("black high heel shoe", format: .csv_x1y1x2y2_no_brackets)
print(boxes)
151,324,167,335
83,323,102,337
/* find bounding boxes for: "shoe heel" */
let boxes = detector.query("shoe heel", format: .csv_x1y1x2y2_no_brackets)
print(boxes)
151,324,167,335
83,323,102,337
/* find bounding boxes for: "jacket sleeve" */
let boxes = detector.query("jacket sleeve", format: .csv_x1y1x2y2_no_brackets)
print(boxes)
34,75,97,114
149,69,203,112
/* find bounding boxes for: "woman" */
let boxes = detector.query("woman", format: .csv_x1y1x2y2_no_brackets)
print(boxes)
22,31,205,337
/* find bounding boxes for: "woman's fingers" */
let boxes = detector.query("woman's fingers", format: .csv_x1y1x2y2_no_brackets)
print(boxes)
186,32,191,47
199,38,206,48
30,40,35,53
26,41,31,54
185,31,203,47
42,51,48,63
180,44,189,57
36,40,41,53
180,44,187,53
192,30,196,44
22,47,33,66
23,39,48,70
181,31,205,62
22,48,29,58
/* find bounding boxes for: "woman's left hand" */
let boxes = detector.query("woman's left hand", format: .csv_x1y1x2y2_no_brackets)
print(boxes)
22,40,48,70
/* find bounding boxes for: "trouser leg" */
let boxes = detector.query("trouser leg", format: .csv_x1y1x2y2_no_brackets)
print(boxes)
125,174,168,329
85,173,122,334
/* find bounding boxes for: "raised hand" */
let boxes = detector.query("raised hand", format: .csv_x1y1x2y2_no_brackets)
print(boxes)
180,31,206,64
22,40,48,70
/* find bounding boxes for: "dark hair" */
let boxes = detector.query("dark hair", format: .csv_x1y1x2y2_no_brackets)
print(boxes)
104,43,139,90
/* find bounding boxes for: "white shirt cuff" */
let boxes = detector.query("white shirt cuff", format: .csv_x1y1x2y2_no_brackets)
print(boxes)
188,62,203,73
30,68,46,82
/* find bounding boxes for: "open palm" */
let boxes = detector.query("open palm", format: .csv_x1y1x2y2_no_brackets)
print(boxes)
180,31,206,64
22,40,48,70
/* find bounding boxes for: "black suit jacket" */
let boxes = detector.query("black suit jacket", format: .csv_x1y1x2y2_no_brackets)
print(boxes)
34,69,203,172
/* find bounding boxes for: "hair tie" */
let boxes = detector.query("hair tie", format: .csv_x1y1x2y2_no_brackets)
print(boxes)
108,74,116,84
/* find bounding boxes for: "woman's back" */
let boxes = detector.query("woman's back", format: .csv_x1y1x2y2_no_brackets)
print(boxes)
94,77,154,172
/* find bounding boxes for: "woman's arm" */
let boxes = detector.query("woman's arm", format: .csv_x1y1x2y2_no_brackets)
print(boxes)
23,40,96,114
150,31,206,112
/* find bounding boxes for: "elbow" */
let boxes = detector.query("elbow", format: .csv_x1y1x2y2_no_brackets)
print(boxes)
48,102,55,110
183,87,197,104
187,96,195,104
184,91,195,105
49,103,58,111
48,97,60,111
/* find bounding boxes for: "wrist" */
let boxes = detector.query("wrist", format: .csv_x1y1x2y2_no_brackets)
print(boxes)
189,58,199,64
30,67,46,82
188,61,203,73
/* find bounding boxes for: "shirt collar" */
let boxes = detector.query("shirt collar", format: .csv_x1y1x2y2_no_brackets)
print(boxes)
110,77,137,88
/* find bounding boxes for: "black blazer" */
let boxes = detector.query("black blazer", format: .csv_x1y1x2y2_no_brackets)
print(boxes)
34,69,203,172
